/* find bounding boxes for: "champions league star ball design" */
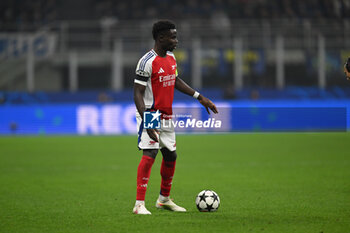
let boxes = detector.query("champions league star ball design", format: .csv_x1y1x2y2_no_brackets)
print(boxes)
195,190,220,212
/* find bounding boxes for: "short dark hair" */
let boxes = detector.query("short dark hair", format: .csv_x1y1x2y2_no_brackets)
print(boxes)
152,20,176,40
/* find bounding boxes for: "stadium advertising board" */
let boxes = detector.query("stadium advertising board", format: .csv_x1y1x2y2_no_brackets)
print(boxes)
0,101,348,135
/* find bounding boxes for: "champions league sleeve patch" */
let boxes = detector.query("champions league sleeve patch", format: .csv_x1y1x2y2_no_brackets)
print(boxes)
136,70,149,78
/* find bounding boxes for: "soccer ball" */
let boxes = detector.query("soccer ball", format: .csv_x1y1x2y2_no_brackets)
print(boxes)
195,190,220,212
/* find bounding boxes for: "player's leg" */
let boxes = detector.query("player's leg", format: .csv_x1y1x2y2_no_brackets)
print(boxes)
155,125,186,212
159,148,177,197
158,122,177,198
137,149,158,202
133,113,160,214
136,149,158,202
133,149,158,215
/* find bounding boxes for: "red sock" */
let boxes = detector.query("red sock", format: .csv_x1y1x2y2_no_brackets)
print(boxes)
160,159,176,197
136,155,155,201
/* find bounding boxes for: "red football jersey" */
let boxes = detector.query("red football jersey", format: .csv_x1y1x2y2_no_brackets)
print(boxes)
135,49,178,118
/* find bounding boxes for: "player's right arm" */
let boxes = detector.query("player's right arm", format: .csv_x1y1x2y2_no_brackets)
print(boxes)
133,82,146,118
133,81,159,142
134,53,159,142
134,52,152,118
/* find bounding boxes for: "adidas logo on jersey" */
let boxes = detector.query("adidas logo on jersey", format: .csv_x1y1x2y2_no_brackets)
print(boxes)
158,67,165,73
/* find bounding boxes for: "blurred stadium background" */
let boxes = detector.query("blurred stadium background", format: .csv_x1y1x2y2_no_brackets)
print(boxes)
1,0,350,133
1,2,350,233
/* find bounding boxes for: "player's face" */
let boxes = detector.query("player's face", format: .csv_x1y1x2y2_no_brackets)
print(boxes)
162,29,178,52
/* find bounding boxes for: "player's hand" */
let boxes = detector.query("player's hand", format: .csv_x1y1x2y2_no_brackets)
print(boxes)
344,57,350,81
146,129,159,142
198,95,218,114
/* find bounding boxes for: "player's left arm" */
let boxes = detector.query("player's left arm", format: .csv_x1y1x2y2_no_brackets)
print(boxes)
175,76,218,114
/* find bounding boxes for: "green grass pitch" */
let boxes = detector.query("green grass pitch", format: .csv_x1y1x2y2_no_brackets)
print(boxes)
0,133,349,233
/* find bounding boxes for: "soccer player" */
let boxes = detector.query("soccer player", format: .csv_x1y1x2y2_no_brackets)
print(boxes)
133,20,218,215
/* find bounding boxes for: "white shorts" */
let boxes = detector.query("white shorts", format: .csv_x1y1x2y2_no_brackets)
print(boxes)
136,112,176,151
